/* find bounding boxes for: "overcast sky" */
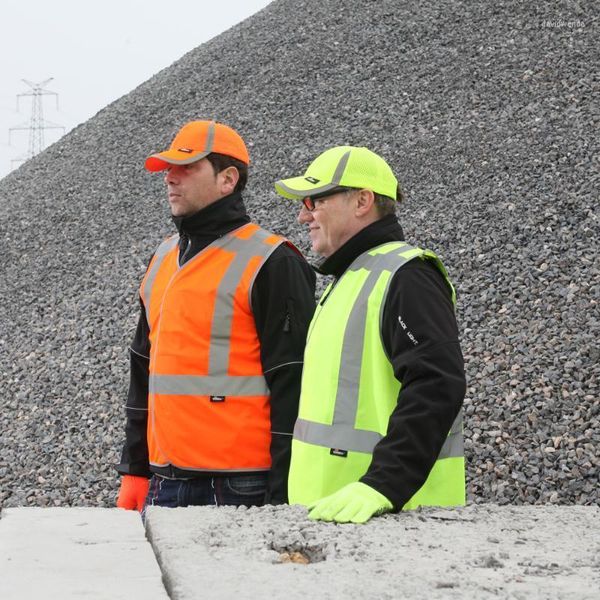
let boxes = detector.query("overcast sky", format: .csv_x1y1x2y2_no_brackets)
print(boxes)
0,0,273,180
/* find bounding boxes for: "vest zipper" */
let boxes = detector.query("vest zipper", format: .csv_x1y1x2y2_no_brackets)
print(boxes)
319,277,338,306
306,279,335,344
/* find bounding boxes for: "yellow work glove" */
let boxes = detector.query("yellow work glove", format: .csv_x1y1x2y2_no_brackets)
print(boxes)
117,475,150,512
308,482,393,524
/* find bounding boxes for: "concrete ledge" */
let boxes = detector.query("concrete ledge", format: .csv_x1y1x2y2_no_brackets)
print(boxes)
0,507,168,600
145,504,600,600
2,505,598,599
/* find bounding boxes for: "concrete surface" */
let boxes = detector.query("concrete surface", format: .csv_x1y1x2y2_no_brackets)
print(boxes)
0,507,168,600
145,504,600,600
1,505,598,599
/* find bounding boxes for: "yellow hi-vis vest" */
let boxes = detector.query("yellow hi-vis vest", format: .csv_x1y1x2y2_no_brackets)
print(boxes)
288,242,465,510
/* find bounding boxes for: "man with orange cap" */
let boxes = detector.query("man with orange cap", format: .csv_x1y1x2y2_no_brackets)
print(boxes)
115,120,315,512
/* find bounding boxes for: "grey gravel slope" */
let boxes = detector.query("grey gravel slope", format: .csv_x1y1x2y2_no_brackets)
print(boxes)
0,0,597,508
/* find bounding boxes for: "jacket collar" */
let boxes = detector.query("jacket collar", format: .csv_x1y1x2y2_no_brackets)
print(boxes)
316,214,405,277
172,191,250,238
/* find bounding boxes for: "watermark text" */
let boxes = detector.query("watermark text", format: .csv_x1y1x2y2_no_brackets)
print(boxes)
541,19,586,29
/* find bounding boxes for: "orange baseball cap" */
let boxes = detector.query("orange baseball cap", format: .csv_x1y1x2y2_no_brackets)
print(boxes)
145,120,249,171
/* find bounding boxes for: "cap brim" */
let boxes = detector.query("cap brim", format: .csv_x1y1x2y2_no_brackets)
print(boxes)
274,177,339,200
144,148,211,172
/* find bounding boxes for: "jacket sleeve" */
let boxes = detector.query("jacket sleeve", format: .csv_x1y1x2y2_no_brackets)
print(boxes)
251,243,316,503
360,257,466,509
115,299,152,478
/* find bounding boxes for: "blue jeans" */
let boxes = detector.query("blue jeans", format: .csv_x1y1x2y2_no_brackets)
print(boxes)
143,473,268,515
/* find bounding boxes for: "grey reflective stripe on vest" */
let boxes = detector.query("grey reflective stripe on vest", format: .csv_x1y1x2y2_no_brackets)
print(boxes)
295,411,463,459
142,235,180,325
151,374,270,397
147,224,280,398
439,409,464,459
207,227,273,380
346,242,421,273
294,242,464,459
332,267,381,428
332,243,421,429
294,419,382,454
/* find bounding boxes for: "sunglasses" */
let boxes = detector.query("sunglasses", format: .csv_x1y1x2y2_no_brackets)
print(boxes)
301,187,352,211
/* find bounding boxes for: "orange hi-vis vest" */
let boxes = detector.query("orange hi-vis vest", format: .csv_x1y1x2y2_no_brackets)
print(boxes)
140,223,286,473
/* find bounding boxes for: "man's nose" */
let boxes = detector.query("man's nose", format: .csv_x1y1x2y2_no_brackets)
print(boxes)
297,205,313,224
164,167,179,184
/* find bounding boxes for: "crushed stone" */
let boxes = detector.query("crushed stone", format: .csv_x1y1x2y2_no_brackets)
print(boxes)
0,0,597,509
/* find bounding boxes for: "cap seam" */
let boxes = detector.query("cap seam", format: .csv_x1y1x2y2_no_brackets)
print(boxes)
331,150,352,185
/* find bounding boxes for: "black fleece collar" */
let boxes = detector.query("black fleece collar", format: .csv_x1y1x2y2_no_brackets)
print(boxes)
316,215,405,278
172,191,250,238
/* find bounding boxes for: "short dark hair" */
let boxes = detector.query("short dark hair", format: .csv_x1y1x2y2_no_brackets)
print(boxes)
206,153,248,193
373,184,403,218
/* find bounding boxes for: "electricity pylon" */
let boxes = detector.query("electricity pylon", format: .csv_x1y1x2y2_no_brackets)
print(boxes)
9,78,65,167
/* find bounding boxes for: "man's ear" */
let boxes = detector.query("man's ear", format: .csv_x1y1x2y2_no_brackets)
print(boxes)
219,166,240,194
355,189,375,217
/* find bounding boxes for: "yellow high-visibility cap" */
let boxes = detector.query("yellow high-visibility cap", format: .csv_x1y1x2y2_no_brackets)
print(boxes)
274,146,398,200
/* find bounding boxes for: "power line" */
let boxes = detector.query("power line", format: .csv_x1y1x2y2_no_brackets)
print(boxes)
9,78,65,167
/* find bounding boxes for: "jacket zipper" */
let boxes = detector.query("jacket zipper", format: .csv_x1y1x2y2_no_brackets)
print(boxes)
179,235,192,266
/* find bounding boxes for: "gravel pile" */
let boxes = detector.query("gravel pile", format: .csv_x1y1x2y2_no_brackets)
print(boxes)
0,0,597,509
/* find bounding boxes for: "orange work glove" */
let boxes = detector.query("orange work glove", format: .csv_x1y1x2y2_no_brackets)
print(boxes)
117,475,150,511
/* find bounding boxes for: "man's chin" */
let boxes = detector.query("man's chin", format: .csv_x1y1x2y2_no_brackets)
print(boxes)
169,206,187,218
312,243,329,258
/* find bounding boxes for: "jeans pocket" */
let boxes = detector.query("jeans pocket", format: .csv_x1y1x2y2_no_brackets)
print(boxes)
146,476,184,508
224,474,268,498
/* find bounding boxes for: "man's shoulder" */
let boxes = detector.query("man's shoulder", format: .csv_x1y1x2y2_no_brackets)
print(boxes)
247,222,305,262
255,231,315,283
252,231,316,300
264,240,310,266
390,253,454,301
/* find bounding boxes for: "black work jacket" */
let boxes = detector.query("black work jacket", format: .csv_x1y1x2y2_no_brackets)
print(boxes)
315,215,466,509
116,192,316,503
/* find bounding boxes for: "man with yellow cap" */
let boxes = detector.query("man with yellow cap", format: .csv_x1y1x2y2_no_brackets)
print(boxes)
115,120,315,512
275,146,466,523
